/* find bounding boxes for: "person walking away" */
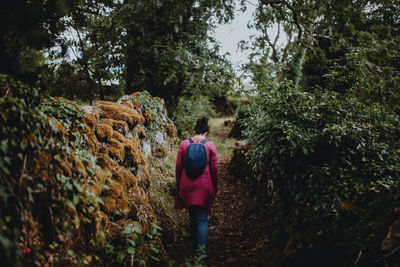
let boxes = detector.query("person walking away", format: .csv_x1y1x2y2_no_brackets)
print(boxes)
174,117,218,257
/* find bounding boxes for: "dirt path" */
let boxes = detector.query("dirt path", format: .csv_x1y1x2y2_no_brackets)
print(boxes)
161,119,276,266
206,158,274,266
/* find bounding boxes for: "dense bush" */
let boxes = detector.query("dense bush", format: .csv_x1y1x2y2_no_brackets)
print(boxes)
229,104,259,139
241,83,400,265
172,95,216,137
0,78,106,265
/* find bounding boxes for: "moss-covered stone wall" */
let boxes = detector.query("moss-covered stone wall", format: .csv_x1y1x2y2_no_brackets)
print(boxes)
0,79,176,266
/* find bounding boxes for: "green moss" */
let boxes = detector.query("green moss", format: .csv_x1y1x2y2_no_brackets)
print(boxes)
130,91,176,141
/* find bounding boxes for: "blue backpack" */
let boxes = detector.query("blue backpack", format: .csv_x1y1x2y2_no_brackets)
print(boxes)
184,138,208,178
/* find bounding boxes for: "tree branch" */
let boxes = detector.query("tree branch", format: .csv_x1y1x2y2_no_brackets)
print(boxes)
260,0,303,40
265,22,280,63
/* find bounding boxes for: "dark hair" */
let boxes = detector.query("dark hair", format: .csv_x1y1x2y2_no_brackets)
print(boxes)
194,117,209,134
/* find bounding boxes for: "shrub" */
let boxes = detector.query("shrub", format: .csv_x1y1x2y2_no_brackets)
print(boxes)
229,104,259,139
0,79,106,265
172,95,216,137
243,83,400,265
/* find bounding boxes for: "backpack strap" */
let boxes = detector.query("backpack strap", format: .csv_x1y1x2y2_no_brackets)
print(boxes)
200,139,208,144
189,138,208,144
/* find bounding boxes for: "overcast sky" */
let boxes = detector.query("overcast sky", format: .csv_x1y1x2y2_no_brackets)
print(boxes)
212,1,285,78
211,1,259,73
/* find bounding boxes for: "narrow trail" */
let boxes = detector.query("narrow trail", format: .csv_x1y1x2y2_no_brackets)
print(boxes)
162,119,276,266
206,158,274,266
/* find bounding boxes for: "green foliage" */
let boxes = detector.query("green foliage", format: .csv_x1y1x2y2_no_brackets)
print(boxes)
241,1,400,263
185,253,207,267
322,30,400,113
36,0,236,108
0,77,163,265
121,0,236,110
0,0,82,83
247,0,400,113
129,91,175,141
47,61,124,102
2,0,238,107
172,96,216,137
229,104,259,139
241,83,400,264
0,80,105,265
107,222,162,266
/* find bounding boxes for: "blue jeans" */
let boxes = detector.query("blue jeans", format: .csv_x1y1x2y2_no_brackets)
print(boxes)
189,205,208,256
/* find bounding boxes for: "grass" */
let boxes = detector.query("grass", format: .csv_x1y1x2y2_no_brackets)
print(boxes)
207,117,237,160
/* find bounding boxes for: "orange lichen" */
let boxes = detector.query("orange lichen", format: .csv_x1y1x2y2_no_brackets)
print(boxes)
86,131,99,154
136,165,150,189
82,112,98,130
143,110,154,121
130,92,141,97
113,166,138,188
41,96,172,254
73,157,87,178
112,130,127,143
47,117,66,136
95,123,113,141
105,179,130,216
107,179,124,196
96,153,113,172
101,118,129,134
102,197,116,213
95,100,144,125
95,167,110,186
166,122,176,138
106,138,125,162
124,141,144,165
134,126,147,139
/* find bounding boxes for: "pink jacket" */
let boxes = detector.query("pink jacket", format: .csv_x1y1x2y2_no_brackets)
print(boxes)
174,137,218,212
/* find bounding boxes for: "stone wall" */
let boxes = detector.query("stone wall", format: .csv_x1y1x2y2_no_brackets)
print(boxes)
81,92,176,230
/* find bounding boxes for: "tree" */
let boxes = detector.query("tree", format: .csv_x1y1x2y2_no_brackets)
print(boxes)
0,0,82,84
45,0,236,109
247,0,400,111
121,0,236,112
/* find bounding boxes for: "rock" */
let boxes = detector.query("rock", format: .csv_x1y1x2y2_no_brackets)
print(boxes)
101,118,129,135
155,131,164,145
94,100,144,125
95,123,113,141
141,140,152,158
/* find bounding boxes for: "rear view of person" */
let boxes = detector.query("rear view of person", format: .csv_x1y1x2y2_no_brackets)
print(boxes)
174,117,218,257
